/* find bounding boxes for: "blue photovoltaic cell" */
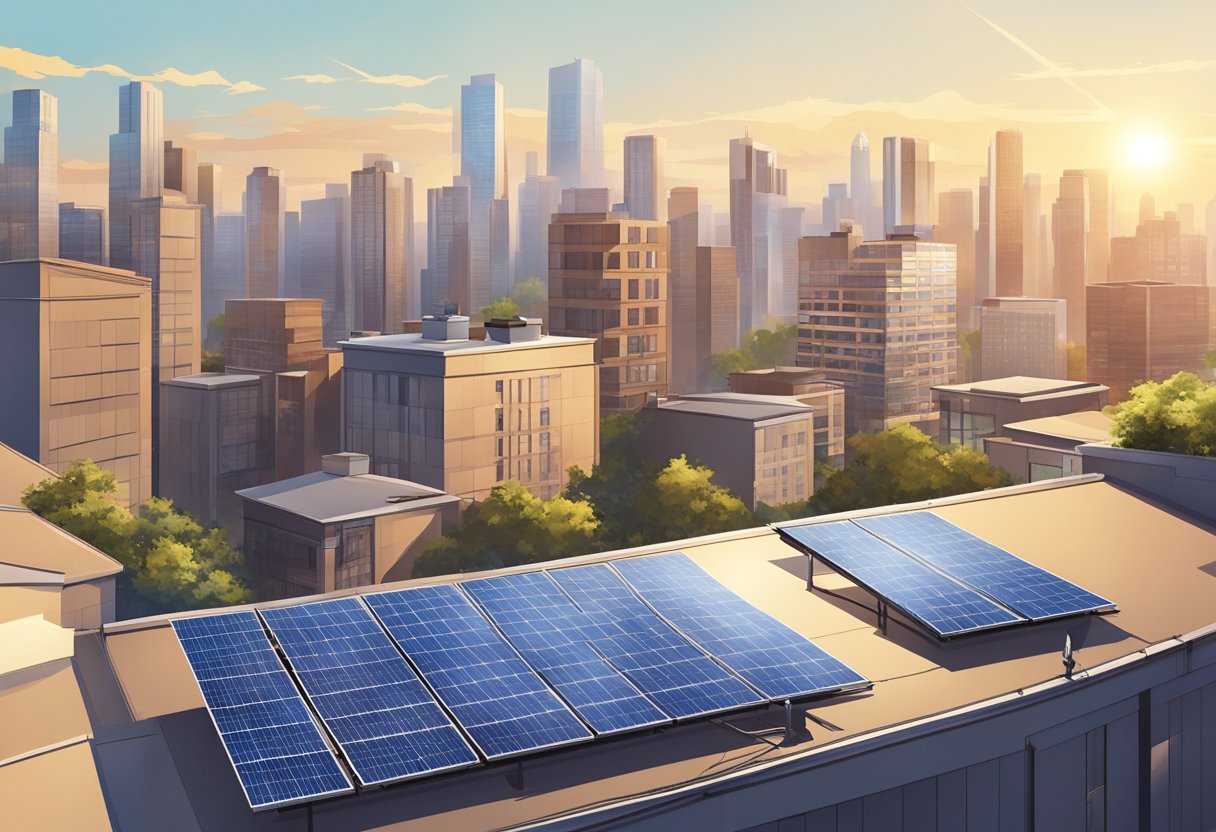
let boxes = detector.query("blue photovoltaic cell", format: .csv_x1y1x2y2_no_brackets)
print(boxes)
363,585,592,759
171,611,353,810
609,554,870,699
547,563,766,718
854,512,1116,621
461,572,669,735
779,521,1024,638
259,598,479,786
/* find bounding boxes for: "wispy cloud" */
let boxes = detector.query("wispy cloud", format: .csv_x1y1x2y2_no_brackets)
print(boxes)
1015,59,1216,80
283,74,341,84
367,101,451,116
0,44,262,95
331,59,445,88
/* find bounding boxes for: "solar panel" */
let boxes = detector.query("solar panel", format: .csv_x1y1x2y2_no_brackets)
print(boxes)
609,553,870,699
779,521,1024,638
461,572,670,735
363,585,593,760
171,611,354,811
259,598,479,787
547,563,767,718
854,512,1116,621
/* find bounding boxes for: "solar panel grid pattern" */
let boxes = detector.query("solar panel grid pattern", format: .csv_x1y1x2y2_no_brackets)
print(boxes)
610,553,869,697
460,572,670,734
362,585,593,759
171,612,353,810
854,512,1115,620
779,521,1024,637
258,598,479,786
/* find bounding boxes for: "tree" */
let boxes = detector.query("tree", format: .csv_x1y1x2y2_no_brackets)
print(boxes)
201,351,224,373
629,456,753,545
1204,349,1216,382
565,412,658,549
707,324,798,386
1067,342,1087,382
22,460,253,616
204,312,225,353
810,425,1014,515
479,296,521,321
1108,372,1216,457
512,277,548,317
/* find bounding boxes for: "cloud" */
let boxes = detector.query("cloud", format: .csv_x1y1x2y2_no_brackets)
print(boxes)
186,131,233,141
0,43,262,95
507,107,546,118
283,74,340,84
1015,59,1216,80
331,59,444,88
368,101,451,116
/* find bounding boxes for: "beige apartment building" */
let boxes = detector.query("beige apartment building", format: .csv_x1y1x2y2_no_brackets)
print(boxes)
340,315,598,501
933,376,1109,451
728,367,846,468
548,211,668,411
0,259,152,506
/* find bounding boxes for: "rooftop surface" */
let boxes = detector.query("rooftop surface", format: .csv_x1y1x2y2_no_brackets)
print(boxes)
1002,410,1114,443
162,372,262,389
0,507,122,584
933,376,1107,399
66,475,1216,831
235,471,456,523
339,332,595,356
0,440,55,505
655,394,813,421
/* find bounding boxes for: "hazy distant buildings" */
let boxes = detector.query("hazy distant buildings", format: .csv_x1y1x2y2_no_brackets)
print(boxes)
623,135,666,223
283,210,300,297
1110,212,1207,285
300,184,350,345
1087,280,1211,401
936,190,977,331
162,140,197,203
461,75,510,307
695,245,739,381
516,152,561,288
850,132,877,236
882,136,935,236
244,166,285,297
1086,169,1111,282
797,228,957,434
58,203,105,265
0,260,151,507
108,82,163,270
422,183,471,315
197,162,221,323
352,157,412,333
1052,170,1089,344
207,213,245,327
987,129,1024,298
4,89,58,260
730,135,791,333
668,188,700,394
1023,173,1042,296
559,187,611,215
820,184,853,236
979,297,1067,380
547,58,605,190
549,212,669,411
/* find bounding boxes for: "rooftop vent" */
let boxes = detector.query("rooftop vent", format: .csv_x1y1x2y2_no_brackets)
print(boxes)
486,316,543,344
421,314,470,342
321,453,370,477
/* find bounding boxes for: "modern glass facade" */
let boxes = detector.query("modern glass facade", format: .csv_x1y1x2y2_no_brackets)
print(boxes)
882,135,935,237
623,135,665,222
206,213,245,327
108,82,163,270
58,203,106,265
516,152,561,287
197,163,222,326
461,75,508,310
989,129,1024,298
300,185,350,345
547,58,605,191
4,89,59,260
351,161,412,333
729,136,791,334
244,167,285,298
422,184,471,315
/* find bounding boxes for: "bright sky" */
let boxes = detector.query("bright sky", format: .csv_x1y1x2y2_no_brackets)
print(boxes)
3,0,1215,229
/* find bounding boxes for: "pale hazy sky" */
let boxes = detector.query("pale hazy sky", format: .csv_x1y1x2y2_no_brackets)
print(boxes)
3,0,1215,228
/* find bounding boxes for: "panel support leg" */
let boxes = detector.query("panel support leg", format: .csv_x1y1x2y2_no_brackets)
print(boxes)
805,554,815,592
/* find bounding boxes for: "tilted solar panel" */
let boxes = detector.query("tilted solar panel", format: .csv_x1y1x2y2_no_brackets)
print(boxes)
461,572,670,735
854,512,1116,621
779,521,1024,638
171,611,354,811
610,553,870,698
259,598,479,786
363,585,593,759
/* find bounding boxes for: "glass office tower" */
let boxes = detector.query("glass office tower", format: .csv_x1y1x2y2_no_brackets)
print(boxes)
245,167,285,298
351,158,412,333
547,58,605,191
4,89,59,259
460,75,509,308
108,82,163,269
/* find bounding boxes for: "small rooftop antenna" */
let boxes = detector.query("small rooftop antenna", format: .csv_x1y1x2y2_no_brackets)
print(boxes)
1062,633,1076,680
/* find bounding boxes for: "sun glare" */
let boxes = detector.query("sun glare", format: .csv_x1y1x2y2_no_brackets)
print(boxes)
1123,130,1172,172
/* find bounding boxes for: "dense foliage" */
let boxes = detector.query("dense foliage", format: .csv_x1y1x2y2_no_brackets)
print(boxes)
1109,372,1216,457
708,324,798,385
478,277,549,322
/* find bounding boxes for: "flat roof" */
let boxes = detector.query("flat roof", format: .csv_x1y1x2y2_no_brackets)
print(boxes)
236,471,456,523
0,441,56,506
0,508,122,584
162,372,262,389
81,476,1216,830
1003,410,1113,443
934,376,1106,399
339,331,594,356
656,395,813,421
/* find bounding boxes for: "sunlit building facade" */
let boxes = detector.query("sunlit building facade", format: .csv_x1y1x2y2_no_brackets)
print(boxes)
730,135,791,333
936,189,976,332
987,129,1024,298
979,297,1067,381
882,136,935,237
547,58,605,191
623,135,666,223
1085,169,1111,283
244,166,285,298
4,89,58,260
461,75,509,307
162,140,197,203
108,81,163,270
1052,170,1090,344
58,203,105,266
352,158,412,334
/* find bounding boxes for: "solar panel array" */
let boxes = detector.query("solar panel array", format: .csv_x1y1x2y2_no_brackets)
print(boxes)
172,611,354,810
780,511,1114,639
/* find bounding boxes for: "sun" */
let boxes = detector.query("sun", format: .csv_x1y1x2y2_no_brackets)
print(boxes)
1122,129,1172,172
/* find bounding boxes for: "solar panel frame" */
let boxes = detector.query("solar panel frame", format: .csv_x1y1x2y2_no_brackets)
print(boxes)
258,597,480,788
853,512,1117,622
171,611,355,811
606,553,871,700
362,584,594,761
777,521,1027,639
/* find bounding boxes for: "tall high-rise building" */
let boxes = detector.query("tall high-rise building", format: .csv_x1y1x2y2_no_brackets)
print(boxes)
300,183,350,345
244,166,285,297
976,176,991,301
559,187,611,214
461,75,509,307
797,229,957,434
58,203,105,265
729,135,790,334
549,212,669,412
351,157,412,333
1207,196,1216,286
163,140,197,203
695,245,740,387
623,135,666,223
1087,281,1211,402
850,132,876,236
979,297,1067,380
422,183,471,316
108,81,163,270
1052,170,1090,344
516,151,560,288
1023,173,1042,297
130,192,201,494
882,136,935,236
197,163,221,323
207,213,245,329
936,190,977,331
821,184,853,235
283,210,301,297
668,188,699,394
1085,170,1111,283
4,89,58,260
987,129,1024,298
1139,193,1156,226
547,58,605,191
1109,211,1207,285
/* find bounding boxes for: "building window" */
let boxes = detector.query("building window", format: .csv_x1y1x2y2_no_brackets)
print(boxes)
645,227,659,243
628,226,641,243
495,408,504,432
540,407,550,427
628,279,639,299
628,308,640,326
645,278,659,299
628,251,640,269
607,252,620,270
644,307,659,325
645,251,657,268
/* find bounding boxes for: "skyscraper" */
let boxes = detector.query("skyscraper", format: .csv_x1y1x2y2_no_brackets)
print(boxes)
108,81,163,269
1023,173,1042,297
207,213,245,330
668,188,700,393
163,140,197,203
821,183,853,235
351,157,412,333
979,297,1067,380
547,58,605,190
461,74,509,307
882,136,935,236
1052,170,1089,344
1109,211,1207,285
987,129,1024,298
58,203,105,265
729,135,790,334
516,152,560,287
1207,196,1216,286
850,132,875,236
422,183,471,315
4,89,59,260
624,135,666,223
976,176,991,302
244,166,285,298
1085,170,1111,283
197,163,221,323
936,190,977,332
300,183,350,345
